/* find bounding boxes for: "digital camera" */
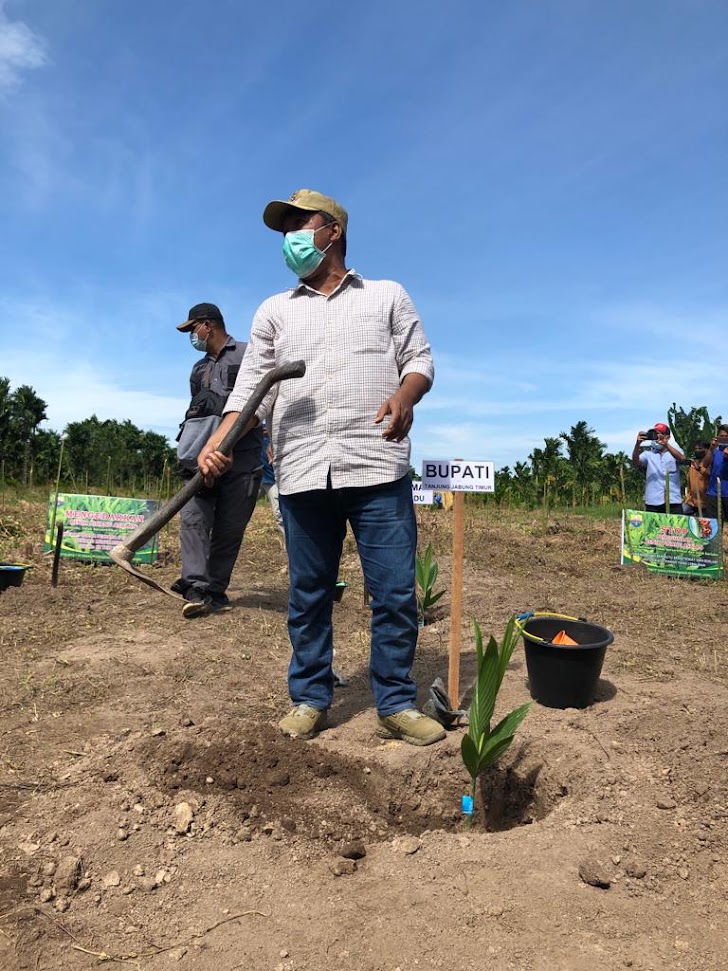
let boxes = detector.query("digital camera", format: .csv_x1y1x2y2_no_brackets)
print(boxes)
643,429,658,441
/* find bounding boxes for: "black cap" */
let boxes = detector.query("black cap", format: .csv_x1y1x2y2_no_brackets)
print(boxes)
177,302,224,332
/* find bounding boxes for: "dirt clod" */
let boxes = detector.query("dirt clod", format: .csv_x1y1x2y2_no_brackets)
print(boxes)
398,836,422,855
626,861,647,878
657,797,678,810
578,857,612,889
174,801,195,833
54,854,82,891
340,840,366,860
328,858,357,877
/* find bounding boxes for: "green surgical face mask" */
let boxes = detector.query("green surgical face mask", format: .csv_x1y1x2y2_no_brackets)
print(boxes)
282,225,332,279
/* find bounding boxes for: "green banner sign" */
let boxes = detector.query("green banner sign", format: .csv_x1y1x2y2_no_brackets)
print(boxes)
44,493,160,564
621,509,724,579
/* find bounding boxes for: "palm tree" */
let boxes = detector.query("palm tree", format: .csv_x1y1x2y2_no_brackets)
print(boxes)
530,437,564,510
559,421,606,506
9,385,48,486
512,461,536,508
0,377,11,484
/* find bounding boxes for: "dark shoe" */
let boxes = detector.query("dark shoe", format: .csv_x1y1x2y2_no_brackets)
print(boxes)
278,705,327,739
170,578,189,596
209,592,233,613
182,589,211,619
376,709,446,746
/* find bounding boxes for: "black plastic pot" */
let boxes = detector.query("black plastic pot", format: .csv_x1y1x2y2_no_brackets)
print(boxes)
521,617,614,709
333,581,347,603
0,563,30,593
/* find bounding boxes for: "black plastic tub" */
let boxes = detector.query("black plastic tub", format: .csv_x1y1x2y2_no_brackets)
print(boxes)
521,617,614,709
0,563,30,593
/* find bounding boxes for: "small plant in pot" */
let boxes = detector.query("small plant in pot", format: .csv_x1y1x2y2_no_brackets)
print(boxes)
461,617,532,826
415,543,445,625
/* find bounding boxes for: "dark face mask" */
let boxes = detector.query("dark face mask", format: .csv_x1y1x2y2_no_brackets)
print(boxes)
694,450,706,461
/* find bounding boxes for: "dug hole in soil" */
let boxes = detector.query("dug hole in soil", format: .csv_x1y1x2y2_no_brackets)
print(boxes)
0,499,727,971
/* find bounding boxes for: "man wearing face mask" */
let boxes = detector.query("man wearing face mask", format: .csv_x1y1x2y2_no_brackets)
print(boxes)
632,422,684,513
173,303,263,619
197,189,445,746
701,424,728,521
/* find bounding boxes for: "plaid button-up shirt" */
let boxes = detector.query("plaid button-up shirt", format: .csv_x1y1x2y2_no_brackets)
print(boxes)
224,270,434,495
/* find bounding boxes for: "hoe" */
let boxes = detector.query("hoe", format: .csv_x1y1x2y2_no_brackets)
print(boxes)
109,360,306,598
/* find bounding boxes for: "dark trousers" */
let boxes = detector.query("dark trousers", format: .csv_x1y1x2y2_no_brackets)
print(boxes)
704,494,728,521
645,503,683,515
179,467,261,595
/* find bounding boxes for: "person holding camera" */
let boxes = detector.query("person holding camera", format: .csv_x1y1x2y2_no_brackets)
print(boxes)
700,424,728,521
632,422,684,514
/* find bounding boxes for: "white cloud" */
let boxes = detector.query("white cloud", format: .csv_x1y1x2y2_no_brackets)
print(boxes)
0,292,189,443
0,1,46,91
3,349,187,443
48,374,185,442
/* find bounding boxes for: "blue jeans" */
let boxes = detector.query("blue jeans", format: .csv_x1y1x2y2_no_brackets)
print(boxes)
279,474,418,716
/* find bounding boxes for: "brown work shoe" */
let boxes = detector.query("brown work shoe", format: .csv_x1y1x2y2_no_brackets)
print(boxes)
376,709,446,746
278,704,327,740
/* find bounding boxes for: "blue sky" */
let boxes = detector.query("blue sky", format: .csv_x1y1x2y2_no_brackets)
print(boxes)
1,0,726,472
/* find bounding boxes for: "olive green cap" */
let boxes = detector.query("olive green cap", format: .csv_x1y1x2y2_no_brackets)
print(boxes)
263,188,348,234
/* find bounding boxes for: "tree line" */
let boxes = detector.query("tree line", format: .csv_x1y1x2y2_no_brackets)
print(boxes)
1,377,722,507
0,378,176,495
480,405,722,510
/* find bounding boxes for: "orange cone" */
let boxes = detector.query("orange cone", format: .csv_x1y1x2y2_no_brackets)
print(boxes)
552,630,578,646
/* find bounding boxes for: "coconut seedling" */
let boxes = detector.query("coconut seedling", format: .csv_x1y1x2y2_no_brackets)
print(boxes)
461,617,532,824
415,543,445,625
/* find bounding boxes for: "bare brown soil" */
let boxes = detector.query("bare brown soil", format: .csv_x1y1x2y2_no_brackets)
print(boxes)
1,497,727,971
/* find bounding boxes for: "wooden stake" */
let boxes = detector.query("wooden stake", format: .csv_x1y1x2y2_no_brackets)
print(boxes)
717,477,723,535
48,437,65,552
448,491,465,704
51,523,64,588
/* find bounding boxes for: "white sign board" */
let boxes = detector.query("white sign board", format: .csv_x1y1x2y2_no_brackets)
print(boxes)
421,459,495,493
411,481,435,505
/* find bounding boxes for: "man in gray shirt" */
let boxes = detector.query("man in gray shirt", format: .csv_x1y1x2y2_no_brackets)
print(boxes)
173,303,262,619
197,191,445,746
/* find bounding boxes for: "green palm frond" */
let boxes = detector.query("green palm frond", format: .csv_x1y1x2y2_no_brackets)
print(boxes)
461,617,533,823
416,543,446,624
